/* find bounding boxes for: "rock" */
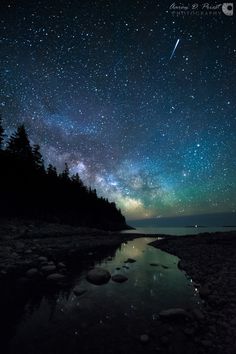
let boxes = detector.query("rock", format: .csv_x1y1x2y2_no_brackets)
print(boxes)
26,268,39,278
73,286,87,296
178,260,187,270
25,249,33,254
231,317,236,326
150,263,159,266
47,273,65,282
112,274,128,283
192,308,205,321
201,340,212,347
11,252,18,258
116,267,121,270
122,265,129,269
38,256,48,263
161,265,169,269
124,258,136,263
41,265,57,274
159,308,189,319
58,262,66,268
47,261,55,266
184,327,195,336
140,334,149,343
86,268,111,285
199,284,211,298
160,336,169,344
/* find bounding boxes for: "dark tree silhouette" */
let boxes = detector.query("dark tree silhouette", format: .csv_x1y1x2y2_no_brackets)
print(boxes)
60,163,70,181
47,163,58,177
6,124,33,162
32,144,45,172
0,122,128,230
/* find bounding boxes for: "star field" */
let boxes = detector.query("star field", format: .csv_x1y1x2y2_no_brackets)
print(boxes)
0,0,236,219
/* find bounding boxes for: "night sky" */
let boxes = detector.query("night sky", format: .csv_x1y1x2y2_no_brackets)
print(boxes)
0,0,235,220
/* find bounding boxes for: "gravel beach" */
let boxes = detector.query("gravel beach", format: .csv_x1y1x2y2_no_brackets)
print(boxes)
150,231,236,354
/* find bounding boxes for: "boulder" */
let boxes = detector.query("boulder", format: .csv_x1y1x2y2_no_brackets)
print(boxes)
86,268,111,285
38,256,48,263
112,274,128,283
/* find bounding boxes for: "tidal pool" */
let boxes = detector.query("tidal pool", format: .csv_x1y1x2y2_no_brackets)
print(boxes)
6,238,201,354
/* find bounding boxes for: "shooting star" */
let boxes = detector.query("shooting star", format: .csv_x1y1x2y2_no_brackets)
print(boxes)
170,38,180,60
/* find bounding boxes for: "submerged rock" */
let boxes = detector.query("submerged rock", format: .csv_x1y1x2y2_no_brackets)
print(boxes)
86,268,111,285
124,258,136,263
161,265,169,269
150,263,159,266
112,274,128,283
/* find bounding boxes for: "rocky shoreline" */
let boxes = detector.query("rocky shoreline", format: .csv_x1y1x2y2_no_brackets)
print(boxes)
0,219,142,282
2,220,236,353
150,231,236,354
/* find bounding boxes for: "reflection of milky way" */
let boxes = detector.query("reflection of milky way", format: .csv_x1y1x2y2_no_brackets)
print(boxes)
0,1,235,219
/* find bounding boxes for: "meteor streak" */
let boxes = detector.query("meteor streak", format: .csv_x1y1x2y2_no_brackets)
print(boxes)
170,38,180,60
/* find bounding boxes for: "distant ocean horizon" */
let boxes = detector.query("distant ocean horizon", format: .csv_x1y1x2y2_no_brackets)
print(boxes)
125,211,236,236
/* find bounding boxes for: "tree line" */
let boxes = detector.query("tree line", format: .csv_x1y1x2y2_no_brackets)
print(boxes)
0,115,127,230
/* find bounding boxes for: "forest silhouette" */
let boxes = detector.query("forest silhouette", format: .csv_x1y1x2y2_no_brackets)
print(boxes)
0,115,127,230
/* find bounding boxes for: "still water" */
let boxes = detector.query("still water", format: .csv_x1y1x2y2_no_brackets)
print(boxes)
123,226,236,235
7,238,201,354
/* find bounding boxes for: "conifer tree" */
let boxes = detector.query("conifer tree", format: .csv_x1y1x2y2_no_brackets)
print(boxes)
6,124,33,161
47,164,57,177
60,162,70,181
32,144,44,171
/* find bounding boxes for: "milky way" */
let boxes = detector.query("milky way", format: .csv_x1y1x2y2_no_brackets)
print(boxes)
0,0,236,219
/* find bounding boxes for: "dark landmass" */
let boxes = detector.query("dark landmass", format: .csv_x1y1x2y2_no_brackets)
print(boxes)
0,120,129,230
150,231,236,354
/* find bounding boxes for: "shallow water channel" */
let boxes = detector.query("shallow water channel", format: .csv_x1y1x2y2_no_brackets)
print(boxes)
6,237,201,354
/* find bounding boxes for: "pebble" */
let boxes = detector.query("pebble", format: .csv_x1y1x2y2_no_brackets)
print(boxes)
140,334,149,343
